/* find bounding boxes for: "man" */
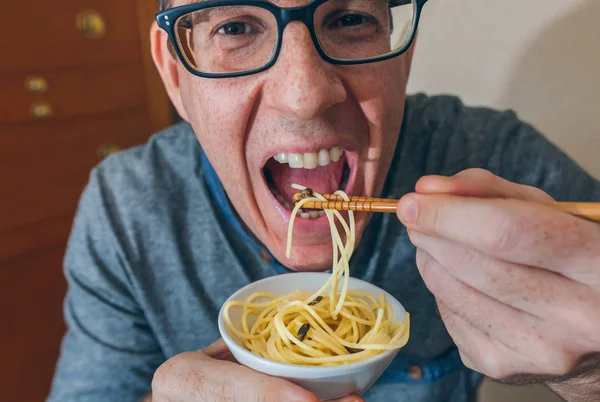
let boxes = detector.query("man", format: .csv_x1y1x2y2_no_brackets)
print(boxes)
47,0,600,401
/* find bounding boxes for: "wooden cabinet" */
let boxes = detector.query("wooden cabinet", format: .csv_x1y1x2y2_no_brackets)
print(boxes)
0,1,172,401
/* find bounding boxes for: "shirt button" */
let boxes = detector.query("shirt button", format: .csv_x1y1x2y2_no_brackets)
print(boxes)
259,250,271,263
408,364,424,380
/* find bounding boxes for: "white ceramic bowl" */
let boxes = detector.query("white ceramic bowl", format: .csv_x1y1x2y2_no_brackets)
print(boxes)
218,272,407,401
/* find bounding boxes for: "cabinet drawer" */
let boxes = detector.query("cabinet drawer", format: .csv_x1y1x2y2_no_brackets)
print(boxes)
0,110,152,237
0,66,147,124
0,0,143,71
0,248,67,402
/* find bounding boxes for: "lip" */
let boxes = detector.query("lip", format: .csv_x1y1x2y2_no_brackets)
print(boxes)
261,150,360,230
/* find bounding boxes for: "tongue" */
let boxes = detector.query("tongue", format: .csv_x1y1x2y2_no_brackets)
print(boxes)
266,155,346,202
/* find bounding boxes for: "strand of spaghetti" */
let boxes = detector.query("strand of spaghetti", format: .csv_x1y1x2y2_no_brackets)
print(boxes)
288,184,351,312
305,191,352,316
333,190,355,316
319,199,353,316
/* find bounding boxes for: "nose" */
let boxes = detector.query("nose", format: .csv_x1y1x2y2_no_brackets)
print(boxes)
263,23,347,121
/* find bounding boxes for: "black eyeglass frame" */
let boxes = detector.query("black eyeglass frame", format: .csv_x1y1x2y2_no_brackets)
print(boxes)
156,0,429,79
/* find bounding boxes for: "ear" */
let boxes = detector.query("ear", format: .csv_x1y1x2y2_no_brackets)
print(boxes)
150,21,190,121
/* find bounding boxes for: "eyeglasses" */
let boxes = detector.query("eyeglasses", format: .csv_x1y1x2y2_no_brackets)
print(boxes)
157,0,428,79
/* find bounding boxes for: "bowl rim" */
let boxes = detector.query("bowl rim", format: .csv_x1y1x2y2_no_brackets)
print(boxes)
217,272,407,378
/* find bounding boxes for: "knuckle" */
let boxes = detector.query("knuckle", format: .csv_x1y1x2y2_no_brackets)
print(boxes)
521,184,554,202
458,351,477,371
483,212,523,255
415,248,428,270
458,168,494,181
152,352,210,398
152,358,176,389
436,303,455,328
545,349,578,376
152,361,176,396
416,251,443,292
482,357,507,380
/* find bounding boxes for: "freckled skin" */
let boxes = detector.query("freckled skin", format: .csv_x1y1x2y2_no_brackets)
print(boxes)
151,1,415,271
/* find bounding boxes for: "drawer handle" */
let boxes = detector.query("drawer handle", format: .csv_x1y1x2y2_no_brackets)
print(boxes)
98,143,121,160
76,10,106,39
25,76,49,93
31,102,54,119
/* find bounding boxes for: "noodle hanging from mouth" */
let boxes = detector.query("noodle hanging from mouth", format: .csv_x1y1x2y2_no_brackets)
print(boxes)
223,185,410,365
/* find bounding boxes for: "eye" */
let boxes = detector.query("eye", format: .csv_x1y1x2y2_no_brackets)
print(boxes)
217,21,253,35
332,13,368,28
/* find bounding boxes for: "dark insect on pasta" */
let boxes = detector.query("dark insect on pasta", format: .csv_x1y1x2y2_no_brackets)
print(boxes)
292,188,315,204
346,347,362,354
297,323,310,341
308,296,323,306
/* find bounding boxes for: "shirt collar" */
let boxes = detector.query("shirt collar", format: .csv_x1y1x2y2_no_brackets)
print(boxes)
200,148,290,274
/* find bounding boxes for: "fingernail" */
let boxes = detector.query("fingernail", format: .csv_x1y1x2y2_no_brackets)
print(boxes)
333,396,363,402
399,196,419,223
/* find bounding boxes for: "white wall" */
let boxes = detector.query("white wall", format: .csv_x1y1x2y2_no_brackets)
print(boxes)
406,1,600,401
407,0,600,179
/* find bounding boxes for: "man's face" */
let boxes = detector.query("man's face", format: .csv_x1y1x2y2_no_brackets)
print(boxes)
152,0,415,271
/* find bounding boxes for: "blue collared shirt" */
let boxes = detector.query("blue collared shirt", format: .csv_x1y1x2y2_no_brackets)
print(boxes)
48,94,600,402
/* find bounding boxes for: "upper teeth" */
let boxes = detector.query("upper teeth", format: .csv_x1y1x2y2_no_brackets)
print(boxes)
273,147,344,169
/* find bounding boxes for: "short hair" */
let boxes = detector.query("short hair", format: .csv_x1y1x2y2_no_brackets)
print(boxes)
158,0,171,11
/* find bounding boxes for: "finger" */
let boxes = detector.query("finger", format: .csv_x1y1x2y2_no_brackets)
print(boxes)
153,351,319,402
409,231,600,331
414,249,556,362
202,338,237,363
399,194,600,282
458,349,478,372
437,303,544,379
415,169,554,202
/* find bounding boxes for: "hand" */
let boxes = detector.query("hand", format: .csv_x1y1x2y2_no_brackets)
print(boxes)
151,338,364,402
396,169,600,400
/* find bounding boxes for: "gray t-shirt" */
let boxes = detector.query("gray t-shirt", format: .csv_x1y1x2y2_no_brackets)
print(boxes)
47,94,600,402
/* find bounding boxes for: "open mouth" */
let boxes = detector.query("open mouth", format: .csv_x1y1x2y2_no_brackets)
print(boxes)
263,147,351,220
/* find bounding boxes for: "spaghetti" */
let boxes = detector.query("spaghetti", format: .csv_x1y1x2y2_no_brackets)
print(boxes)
223,185,410,365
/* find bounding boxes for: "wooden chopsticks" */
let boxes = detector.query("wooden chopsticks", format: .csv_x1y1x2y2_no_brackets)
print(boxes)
297,193,600,223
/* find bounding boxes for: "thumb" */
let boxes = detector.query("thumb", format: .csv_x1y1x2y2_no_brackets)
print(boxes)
195,352,320,402
332,396,365,402
201,340,364,402
153,349,321,402
201,338,237,363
